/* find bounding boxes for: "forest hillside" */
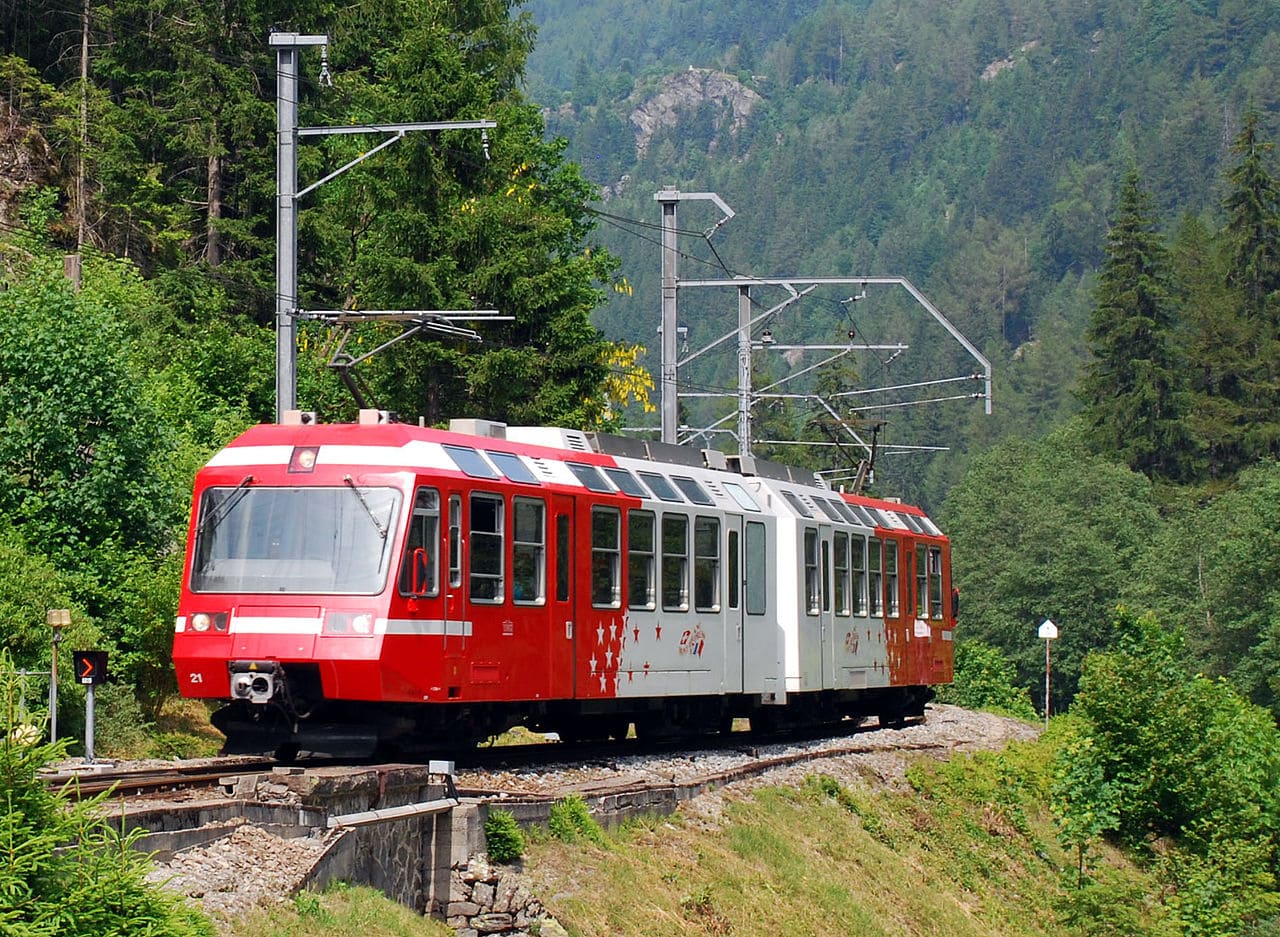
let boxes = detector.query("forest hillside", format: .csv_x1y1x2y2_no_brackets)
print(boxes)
526,0,1280,506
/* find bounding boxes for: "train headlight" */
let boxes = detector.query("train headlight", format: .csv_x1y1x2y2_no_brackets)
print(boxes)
189,612,228,633
288,446,319,473
324,611,376,635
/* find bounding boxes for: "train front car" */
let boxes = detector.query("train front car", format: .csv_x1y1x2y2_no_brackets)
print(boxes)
173,418,424,758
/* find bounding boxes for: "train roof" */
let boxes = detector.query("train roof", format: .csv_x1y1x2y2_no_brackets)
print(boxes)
208,414,938,527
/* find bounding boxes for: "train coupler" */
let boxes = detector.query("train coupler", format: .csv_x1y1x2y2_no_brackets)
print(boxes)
228,660,281,705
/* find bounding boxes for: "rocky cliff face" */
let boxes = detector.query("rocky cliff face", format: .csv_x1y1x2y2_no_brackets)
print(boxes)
629,67,763,158
0,101,57,226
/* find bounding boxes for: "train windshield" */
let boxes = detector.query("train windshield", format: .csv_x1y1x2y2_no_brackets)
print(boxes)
190,485,402,594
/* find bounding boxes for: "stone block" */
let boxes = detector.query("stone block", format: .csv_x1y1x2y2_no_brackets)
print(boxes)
471,911,513,933
472,882,495,908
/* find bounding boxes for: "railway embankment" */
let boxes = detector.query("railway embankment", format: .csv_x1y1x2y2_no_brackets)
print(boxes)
96,705,1037,934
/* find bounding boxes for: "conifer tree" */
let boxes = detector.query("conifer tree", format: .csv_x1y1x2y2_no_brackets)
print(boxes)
1078,169,1194,481
1173,212,1250,481
1214,108,1280,468
1224,107,1280,316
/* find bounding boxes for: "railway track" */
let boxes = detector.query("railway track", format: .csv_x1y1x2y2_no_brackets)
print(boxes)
43,758,280,799
43,707,985,811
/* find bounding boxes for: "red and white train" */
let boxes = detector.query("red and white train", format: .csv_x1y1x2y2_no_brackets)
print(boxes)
172,411,955,757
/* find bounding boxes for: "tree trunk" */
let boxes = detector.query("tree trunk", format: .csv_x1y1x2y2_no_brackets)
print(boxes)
205,126,223,267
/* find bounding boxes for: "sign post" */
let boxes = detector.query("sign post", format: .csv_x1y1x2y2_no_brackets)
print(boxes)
1038,619,1058,727
46,609,70,741
72,650,108,762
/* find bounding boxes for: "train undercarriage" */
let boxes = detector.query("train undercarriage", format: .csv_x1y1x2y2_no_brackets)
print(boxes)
211,660,934,760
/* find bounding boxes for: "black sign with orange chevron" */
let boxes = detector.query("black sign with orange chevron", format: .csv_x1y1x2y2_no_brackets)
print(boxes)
72,650,108,686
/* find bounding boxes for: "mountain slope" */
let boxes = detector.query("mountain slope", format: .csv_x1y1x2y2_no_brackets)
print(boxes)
524,0,1280,507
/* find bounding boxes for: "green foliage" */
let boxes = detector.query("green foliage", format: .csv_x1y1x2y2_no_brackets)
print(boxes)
484,807,526,863
1050,720,1120,889
146,731,221,761
89,681,155,758
941,423,1160,708
935,639,1037,719
1053,877,1155,937
1056,609,1280,934
291,890,335,924
0,256,177,561
1129,461,1280,719
1070,609,1280,851
0,651,215,936
547,794,606,845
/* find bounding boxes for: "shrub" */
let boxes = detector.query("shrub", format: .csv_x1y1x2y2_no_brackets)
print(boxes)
547,794,606,845
485,808,526,863
936,639,1038,720
0,650,215,936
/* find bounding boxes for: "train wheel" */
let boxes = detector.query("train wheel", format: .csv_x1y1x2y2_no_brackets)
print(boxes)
878,711,905,730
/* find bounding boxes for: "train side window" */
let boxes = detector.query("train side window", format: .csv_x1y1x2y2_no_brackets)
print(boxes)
487,450,539,485
852,535,867,615
567,462,613,494
448,495,462,589
398,487,441,596
803,528,820,615
915,544,928,618
638,471,684,503
745,521,767,615
783,490,813,518
868,537,883,616
555,513,570,602
814,498,843,523
591,507,621,608
821,538,832,612
469,493,504,602
627,510,656,610
727,529,740,610
929,546,944,620
604,466,648,498
512,497,545,604
694,516,720,612
673,476,714,506
661,513,689,611
833,531,850,616
884,540,900,616
444,444,500,479
722,481,760,512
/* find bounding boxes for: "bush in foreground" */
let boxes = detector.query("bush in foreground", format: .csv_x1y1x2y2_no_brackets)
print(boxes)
0,650,214,936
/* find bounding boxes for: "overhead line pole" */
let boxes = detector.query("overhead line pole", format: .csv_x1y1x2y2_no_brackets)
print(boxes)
272,32,325,421
271,32,496,421
655,188,735,443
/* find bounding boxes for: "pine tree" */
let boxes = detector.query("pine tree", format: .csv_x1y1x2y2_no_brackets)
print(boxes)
1078,169,1195,481
1215,107,1280,468
1173,212,1251,481
1223,107,1280,316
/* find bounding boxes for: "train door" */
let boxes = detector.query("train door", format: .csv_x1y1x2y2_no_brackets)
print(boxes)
909,540,932,685
724,515,744,693
819,524,835,688
549,494,576,697
443,492,467,659
742,518,782,702
881,534,905,683
799,524,824,689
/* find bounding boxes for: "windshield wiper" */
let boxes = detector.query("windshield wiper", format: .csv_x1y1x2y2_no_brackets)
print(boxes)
344,475,388,539
199,475,255,537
